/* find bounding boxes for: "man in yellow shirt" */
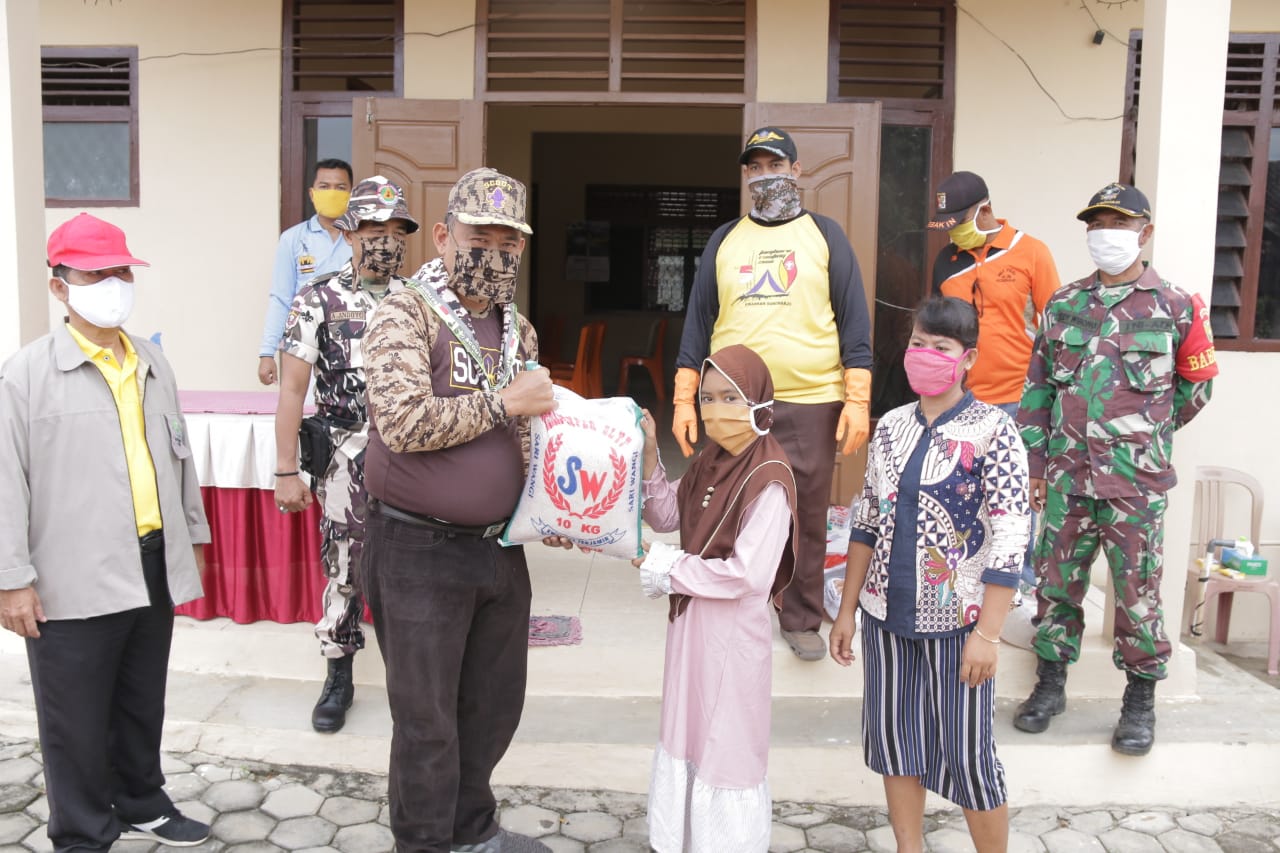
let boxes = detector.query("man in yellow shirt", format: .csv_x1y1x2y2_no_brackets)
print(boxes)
0,214,210,850
673,127,873,660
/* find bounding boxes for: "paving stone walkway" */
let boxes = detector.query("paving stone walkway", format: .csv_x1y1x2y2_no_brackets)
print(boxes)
0,737,1276,852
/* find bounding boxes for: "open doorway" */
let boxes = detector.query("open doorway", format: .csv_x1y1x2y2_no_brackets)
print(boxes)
489,105,742,418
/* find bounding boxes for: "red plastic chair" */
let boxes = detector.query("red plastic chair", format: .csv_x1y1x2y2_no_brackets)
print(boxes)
616,317,667,402
550,321,605,398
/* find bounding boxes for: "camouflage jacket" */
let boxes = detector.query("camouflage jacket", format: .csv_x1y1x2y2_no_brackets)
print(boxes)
363,258,538,465
280,262,410,425
1018,264,1218,498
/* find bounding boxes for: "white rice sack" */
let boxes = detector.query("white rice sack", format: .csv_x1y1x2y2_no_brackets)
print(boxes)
501,387,645,559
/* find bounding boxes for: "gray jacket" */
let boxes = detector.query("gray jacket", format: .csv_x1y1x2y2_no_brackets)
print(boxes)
0,323,208,619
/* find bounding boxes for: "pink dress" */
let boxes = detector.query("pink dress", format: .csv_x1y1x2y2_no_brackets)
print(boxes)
639,462,792,853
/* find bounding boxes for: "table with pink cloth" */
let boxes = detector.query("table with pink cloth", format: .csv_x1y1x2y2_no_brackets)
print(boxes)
175,390,325,624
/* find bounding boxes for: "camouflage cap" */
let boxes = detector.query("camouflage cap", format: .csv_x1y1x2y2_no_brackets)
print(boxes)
334,175,420,234
448,168,532,235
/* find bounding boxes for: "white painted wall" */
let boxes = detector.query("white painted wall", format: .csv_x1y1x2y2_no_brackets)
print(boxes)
37,0,281,391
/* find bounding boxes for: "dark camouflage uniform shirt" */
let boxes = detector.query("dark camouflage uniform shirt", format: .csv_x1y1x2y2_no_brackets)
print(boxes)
363,258,538,465
280,262,410,424
1018,264,1217,499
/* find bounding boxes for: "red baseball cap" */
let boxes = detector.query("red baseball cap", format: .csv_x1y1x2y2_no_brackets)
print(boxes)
47,213,149,271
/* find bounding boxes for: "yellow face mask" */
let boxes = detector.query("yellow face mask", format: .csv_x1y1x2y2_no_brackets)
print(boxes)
311,189,351,220
948,204,998,251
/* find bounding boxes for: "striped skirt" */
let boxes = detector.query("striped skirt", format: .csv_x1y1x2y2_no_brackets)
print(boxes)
860,618,1007,811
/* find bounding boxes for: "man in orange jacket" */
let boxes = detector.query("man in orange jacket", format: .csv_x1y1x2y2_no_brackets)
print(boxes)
674,127,873,660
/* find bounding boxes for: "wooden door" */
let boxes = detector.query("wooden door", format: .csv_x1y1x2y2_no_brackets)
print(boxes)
351,98,484,273
742,103,882,504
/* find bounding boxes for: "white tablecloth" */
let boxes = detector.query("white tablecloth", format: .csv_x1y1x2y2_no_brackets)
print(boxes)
186,412,279,491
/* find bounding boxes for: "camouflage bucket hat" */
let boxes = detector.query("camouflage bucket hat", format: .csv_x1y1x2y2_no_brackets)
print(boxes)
448,168,532,235
335,175,420,234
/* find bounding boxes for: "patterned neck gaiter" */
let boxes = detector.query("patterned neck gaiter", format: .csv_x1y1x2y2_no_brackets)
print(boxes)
358,234,406,278
747,173,801,222
450,246,520,305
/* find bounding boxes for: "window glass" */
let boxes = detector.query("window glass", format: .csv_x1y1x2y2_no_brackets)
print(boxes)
1257,127,1280,339
42,122,131,201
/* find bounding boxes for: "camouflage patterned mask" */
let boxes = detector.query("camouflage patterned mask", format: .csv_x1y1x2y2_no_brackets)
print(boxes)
450,246,520,305
358,234,406,278
747,173,801,222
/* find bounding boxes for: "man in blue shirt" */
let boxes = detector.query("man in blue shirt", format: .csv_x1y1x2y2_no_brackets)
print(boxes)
257,159,355,385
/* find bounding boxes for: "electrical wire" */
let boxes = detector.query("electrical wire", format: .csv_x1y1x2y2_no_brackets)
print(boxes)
1078,0,1133,48
958,5,1124,122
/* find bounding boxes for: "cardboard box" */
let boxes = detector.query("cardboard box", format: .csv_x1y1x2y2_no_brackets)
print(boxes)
1222,547,1269,576
829,442,867,508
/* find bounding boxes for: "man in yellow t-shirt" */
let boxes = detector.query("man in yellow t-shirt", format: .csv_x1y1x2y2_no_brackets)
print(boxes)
673,127,874,660
0,214,211,849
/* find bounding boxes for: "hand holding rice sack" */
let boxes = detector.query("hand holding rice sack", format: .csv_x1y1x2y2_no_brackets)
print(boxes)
502,387,646,559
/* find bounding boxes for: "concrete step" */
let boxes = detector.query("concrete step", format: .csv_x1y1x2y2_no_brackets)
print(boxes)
0,644,1274,811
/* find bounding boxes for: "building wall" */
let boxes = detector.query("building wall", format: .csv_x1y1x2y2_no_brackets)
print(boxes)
33,0,1280,639
39,0,281,392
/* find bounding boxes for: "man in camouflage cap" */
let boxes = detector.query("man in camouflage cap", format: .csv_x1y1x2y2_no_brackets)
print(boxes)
362,167,555,853
274,175,418,733
1013,183,1218,756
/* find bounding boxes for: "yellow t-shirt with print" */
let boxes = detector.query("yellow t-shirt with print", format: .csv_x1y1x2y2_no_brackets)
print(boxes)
709,215,843,403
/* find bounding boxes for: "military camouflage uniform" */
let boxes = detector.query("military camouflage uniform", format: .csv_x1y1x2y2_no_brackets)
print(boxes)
1018,263,1217,679
280,261,410,658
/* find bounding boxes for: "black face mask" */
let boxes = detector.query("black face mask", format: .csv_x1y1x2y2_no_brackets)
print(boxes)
358,234,406,278
450,244,520,305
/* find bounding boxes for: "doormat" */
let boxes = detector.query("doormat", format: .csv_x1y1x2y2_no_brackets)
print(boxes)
529,615,582,647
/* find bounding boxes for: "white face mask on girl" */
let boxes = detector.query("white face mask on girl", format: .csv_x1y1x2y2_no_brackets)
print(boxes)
1086,228,1143,276
61,275,135,328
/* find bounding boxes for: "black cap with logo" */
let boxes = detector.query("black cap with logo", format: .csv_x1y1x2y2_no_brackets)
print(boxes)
927,171,989,230
1076,182,1152,222
739,127,799,165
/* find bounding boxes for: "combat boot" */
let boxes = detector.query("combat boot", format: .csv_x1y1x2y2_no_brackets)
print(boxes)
1111,672,1156,756
1013,658,1068,733
312,656,355,733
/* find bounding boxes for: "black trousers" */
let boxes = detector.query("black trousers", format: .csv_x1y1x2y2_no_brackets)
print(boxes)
362,510,531,853
771,399,842,633
26,540,177,852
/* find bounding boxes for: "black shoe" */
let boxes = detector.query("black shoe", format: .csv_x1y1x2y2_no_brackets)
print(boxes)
1111,672,1156,756
1013,658,1068,733
119,812,211,846
312,655,355,733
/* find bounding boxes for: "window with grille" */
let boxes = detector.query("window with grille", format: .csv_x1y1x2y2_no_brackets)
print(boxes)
481,0,750,97
584,185,739,312
280,0,402,230
830,0,956,413
1121,33,1280,350
41,47,138,207
829,0,951,102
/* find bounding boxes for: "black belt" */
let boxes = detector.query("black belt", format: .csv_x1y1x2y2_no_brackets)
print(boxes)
139,530,164,554
369,499,506,539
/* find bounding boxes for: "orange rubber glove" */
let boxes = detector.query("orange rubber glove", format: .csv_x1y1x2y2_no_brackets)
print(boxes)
672,367,700,457
836,367,871,455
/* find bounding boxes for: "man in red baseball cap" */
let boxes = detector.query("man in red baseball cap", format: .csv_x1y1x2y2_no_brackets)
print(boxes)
0,213,212,849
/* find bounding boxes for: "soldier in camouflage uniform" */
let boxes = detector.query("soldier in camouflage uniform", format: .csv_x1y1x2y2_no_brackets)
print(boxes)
1013,184,1218,756
274,176,418,733
362,168,556,853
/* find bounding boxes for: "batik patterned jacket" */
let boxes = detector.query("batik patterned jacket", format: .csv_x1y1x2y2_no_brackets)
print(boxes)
851,398,1031,632
1018,264,1218,499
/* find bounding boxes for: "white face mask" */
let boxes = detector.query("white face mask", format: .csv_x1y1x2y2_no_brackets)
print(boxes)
1086,228,1143,276
61,275,135,328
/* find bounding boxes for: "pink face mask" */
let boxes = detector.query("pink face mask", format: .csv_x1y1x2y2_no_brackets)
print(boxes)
904,347,970,396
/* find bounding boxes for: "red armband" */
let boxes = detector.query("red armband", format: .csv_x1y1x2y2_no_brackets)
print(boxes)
1175,294,1219,381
